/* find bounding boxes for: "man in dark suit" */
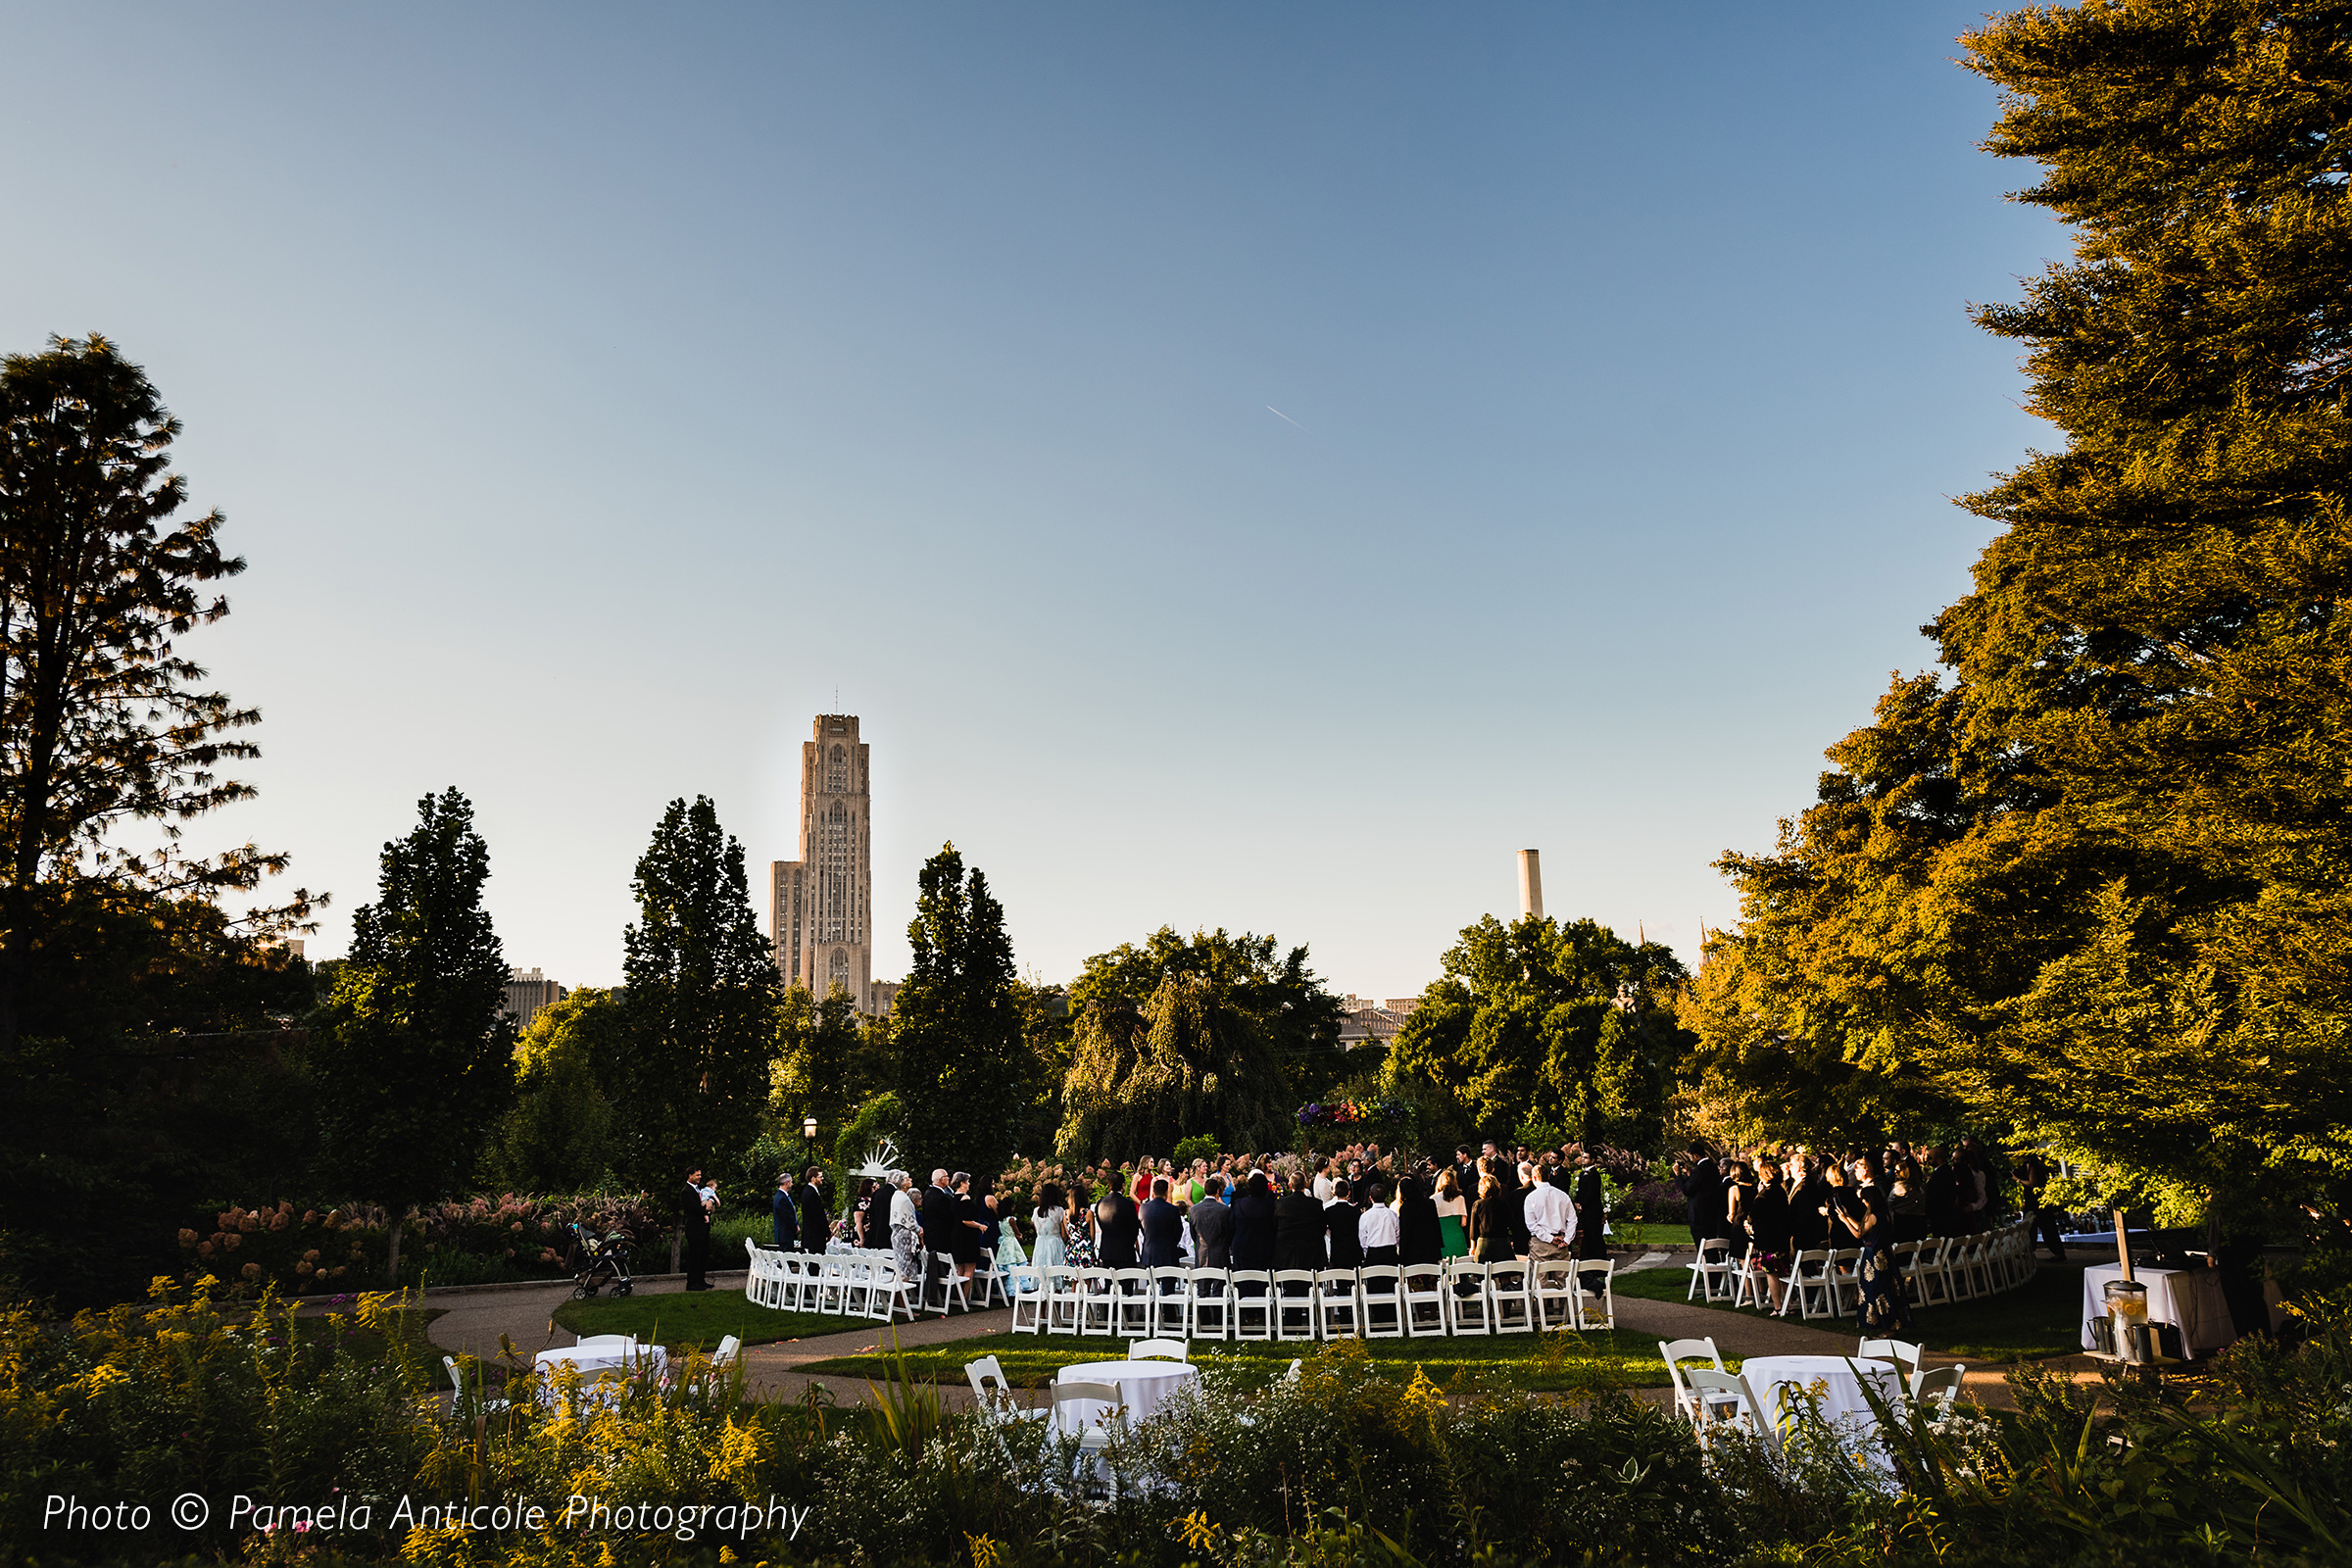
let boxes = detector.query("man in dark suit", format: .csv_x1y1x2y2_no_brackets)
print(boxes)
797,1165,831,1254
1191,1175,1233,1268
682,1166,713,1291
1679,1143,1730,1251
1097,1186,1141,1268
920,1168,961,1306
1571,1149,1609,1264
1140,1177,1184,1268
1274,1172,1325,1271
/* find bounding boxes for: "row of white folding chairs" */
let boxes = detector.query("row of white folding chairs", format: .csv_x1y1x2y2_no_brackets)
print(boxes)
743,1241,917,1322
1686,1222,2041,1321
914,1250,1014,1316
1003,1257,1616,1341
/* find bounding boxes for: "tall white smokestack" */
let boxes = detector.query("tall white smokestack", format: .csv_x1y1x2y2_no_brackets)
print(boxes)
1517,849,1544,920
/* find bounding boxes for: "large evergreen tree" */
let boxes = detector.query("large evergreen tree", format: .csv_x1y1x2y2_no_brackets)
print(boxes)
615,796,777,1194
1699,0,2352,1217
0,334,312,1056
309,789,510,1279
891,844,1026,1176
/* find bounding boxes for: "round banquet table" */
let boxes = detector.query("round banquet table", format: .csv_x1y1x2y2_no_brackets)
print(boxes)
534,1343,666,1405
1739,1354,1903,1436
1053,1359,1199,1429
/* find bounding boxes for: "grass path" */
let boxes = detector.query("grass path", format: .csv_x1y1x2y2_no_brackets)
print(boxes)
553,1292,873,1349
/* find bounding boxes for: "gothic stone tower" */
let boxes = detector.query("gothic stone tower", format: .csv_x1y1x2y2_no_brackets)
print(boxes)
771,713,874,1012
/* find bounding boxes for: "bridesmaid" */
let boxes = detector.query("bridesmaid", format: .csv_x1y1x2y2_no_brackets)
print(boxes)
1434,1167,1470,1260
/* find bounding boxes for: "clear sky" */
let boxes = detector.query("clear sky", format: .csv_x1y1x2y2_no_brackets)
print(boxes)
1,4,2055,997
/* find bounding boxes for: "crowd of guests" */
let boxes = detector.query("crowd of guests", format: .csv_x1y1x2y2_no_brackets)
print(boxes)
1668,1136,2059,1336
1006,1140,1617,1289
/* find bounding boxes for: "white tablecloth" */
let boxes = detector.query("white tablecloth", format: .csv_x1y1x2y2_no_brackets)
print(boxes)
1053,1359,1198,1429
2080,1264,2234,1356
1740,1355,1903,1434
534,1343,666,1403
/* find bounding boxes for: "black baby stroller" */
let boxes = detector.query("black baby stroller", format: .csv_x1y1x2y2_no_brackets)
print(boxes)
566,1221,636,1298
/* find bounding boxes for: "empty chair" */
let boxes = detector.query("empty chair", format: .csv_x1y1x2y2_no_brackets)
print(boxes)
1573,1258,1617,1331
1688,1240,1739,1304
1314,1268,1363,1339
1272,1269,1321,1341
1358,1264,1405,1339
1008,1266,1047,1334
971,1254,1009,1309
1445,1260,1494,1336
1908,1239,1954,1307
1659,1337,1729,1425
1151,1266,1193,1337
1078,1267,1120,1336
840,1257,875,1318
1857,1338,1925,1387
1912,1364,1965,1408
1680,1367,1764,1444
870,1261,918,1324
574,1335,635,1351
1399,1263,1446,1338
1188,1268,1233,1340
1230,1270,1275,1341
1048,1379,1125,1444
814,1256,851,1315
442,1355,508,1411
965,1354,1022,1421
1488,1259,1536,1334
1126,1338,1188,1361
1043,1265,1085,1335
1111,1268,1156,1338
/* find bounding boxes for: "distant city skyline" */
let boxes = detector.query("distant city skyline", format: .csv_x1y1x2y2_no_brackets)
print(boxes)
0,5,2054,993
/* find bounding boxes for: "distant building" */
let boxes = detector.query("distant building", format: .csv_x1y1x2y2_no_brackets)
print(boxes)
868,980,901,1017
1338,995,1415,1051
1383,998,1421,1019
771,713,881,1015
503,967,567,1028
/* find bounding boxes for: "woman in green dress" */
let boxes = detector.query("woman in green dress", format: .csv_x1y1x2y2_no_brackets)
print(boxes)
1434,1166,1470,1259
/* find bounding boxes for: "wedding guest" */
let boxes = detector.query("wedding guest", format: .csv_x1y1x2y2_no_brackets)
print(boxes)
682,1165,714,1290
888,1171,922,1286
1230,1172,1277,1272
1323,1178,1364,1267
1434,1168,1470,1260
798,1165,832,1253
1397,1172,1442,1266
770,1171,797,1250
1468,1172,1514,1263
1357,1178,1401,1266
1032,1181,1070,1269
1571,1150,1609,1265
1275,1172,1325,1272
1141,1176,1184,1268
1192,1174,1233,1268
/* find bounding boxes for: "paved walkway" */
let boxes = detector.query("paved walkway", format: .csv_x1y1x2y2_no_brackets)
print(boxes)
419,1253,2062,1411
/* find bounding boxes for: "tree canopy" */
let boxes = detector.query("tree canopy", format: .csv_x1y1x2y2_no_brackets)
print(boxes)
615,796,776,1191
308,790,511,1276
1695,0,2352,1216
1383,914,1690,1150
0,334,312,1054
1056,927,1341,1160
890,844,1027,1177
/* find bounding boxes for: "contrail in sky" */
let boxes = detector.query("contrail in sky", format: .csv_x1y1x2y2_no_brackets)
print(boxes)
1266,406,1305,430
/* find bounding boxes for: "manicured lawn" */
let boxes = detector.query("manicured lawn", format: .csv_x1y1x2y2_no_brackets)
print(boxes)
552,1291,872,1350
1602,1222,1691,1250
800,1326,1675,1392
1615,1259,2091,1361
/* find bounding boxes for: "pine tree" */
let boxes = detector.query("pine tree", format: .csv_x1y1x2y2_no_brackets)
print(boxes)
891,844,1026,1176
1701,1,2352,1212
615,796,777,1195
309,789,510,1280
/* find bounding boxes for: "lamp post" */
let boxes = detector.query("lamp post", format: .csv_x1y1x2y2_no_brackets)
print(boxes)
802,1115,817,1148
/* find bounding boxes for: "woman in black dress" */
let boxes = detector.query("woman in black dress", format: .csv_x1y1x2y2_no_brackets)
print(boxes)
1396,1173,1442,1267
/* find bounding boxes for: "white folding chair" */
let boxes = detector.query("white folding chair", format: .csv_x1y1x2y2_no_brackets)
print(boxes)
1573,1257,1616,1331
1659,1337,1729,1425
1488,1259,1536,1334
1730,1244,1772,1310
1399,1263,1446,1337
1188,1268,1232,1340
1044,1265,1085,1335
873,1261,918,1323
1078,1267,1119,1336
1857,1337,1924,1389
1681,1367,1764,1445
1151,1266,1192,1337
1826,1249,1862,1316
1230,1270,1275,1340
1272,1270,1320,1340
1688,1240,1738,1303
442,1354,508,1411
972,1254,1009,1309
1445,1260,1493,1336
712,1334,741,1370
1112,1268,1156,1338
1359,1264,1404,1339
1126,1338,1188,1361
930,1253,970,1316
1008,1266,1047,1334
1908,1239,1953,1307
1912,1364,1965,1407
965,1353,1023,1420
1314,1268,1363,1339
814,1256,850,1315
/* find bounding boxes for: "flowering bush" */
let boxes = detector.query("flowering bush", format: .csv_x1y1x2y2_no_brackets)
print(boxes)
177,1193,665,1297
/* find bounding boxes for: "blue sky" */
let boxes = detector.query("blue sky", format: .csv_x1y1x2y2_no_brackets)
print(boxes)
0,4,2057,995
